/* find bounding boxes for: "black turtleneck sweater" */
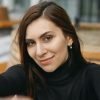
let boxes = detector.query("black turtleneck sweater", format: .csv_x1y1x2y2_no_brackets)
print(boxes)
36,60,100,100
0,62,100,100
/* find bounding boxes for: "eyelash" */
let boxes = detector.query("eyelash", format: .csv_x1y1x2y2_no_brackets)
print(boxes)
43,35,53,42
26,40,35,47
26,35,54,47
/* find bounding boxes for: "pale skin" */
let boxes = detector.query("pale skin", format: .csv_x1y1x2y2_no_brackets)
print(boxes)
26,17,73,72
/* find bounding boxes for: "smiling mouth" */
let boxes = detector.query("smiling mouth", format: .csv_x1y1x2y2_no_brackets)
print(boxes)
39,56,54,65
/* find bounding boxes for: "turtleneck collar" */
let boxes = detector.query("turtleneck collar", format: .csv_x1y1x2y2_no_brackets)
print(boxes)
38,57,73,86
35,54,86,100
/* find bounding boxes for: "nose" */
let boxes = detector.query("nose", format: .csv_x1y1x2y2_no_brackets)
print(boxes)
36,43,47,57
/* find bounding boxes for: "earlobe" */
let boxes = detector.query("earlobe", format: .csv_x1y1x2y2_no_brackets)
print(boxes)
66,36,73,46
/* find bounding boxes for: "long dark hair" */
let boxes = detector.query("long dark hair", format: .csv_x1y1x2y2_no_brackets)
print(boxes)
17,1,87,98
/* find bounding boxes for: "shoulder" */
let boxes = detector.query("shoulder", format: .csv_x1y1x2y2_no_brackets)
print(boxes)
80,63,100,74
1,64,26,80
84,63,100,84
83,63,100,98
4,64,24,74
86,63,100,75
78,63,100,83
0,64,26,96
6,64,24,72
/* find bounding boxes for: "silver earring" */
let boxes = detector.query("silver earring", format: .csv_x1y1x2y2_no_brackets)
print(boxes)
70,45,72,49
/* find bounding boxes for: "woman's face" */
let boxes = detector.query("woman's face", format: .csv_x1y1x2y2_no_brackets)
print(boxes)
26,17,72,72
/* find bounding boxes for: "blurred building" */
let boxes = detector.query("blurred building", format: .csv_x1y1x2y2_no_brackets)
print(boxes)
45,0,100,23
0,0,100,73
0,0,100,22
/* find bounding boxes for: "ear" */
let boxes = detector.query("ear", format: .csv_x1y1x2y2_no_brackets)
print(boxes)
65,36,73,46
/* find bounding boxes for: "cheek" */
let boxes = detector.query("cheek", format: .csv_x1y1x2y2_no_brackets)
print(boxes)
56,42,68,58
51,38,68,61
51,38,67,53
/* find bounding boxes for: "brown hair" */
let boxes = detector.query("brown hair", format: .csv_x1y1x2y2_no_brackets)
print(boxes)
17,1,87,98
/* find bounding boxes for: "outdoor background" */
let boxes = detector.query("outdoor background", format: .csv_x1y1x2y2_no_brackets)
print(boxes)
0,0,100,73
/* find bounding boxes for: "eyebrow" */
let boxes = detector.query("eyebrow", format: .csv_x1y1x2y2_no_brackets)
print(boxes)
26,31,52,40
40,31,52,38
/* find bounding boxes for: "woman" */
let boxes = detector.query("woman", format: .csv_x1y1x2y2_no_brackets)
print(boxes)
0,1,100,100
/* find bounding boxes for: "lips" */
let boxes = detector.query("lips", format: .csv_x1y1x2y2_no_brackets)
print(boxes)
39,56,54,65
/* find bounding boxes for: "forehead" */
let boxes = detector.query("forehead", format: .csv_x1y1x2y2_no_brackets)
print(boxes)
26,17,62,38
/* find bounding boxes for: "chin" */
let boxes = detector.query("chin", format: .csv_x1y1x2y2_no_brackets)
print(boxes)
39,62,59,72
42,66,56,72
42,67,57,73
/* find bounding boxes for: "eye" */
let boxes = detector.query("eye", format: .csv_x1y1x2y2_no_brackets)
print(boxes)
43,35,53,42
26,39,35,47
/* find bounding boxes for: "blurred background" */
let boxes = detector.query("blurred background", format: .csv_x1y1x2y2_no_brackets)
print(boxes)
0,0,100,73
